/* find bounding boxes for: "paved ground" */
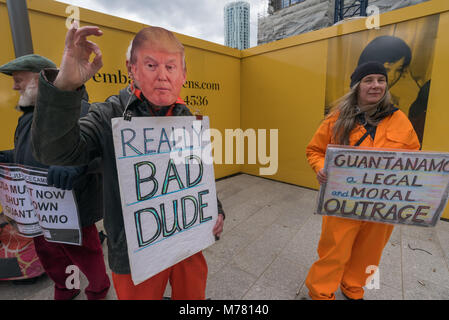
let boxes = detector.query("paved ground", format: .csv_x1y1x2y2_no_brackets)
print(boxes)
1,173,449,300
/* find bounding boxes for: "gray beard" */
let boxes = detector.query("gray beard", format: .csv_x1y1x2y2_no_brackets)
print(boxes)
17,82,38,110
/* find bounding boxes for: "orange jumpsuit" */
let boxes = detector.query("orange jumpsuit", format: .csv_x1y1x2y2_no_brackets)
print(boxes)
305,109,420,300
111,252,207,300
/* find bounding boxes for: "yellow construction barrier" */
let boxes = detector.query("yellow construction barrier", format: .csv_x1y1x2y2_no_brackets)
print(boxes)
240,0,449,219
0,0,242,179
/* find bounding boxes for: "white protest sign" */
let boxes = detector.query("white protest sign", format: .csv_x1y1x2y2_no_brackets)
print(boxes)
316,145,449,227
0,164,82,245
0,165,40,236
112,116,218,285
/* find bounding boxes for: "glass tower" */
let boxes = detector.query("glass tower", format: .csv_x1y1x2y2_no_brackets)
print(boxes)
224,1,250,50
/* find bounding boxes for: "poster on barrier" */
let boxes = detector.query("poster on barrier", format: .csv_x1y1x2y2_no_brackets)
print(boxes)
316,145,449,227
112,116,218,285
0,164,82,245
324,14,440,145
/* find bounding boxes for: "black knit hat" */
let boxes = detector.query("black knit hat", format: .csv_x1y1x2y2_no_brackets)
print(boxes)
350,61,388,88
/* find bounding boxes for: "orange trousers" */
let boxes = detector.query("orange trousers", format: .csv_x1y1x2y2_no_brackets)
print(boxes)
305,216,393,300
111,252,208,300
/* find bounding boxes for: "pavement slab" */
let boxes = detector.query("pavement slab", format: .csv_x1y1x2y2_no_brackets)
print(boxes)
1,173,448,300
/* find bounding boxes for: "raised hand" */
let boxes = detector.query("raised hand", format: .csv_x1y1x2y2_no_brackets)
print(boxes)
54,21,104,91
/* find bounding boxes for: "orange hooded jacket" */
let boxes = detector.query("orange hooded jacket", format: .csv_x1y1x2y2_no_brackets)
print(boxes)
306,109,421,172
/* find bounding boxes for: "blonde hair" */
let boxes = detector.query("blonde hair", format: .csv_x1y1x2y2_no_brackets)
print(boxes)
328,82,393,145
130,27,186,71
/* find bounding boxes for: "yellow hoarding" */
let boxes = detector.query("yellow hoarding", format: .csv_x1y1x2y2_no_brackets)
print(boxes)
240,0,449,219
0,0,241,180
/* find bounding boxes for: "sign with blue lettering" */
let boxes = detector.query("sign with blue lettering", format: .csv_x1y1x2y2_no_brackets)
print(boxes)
112,116,218,285
0,164,81,245
316,145,449,227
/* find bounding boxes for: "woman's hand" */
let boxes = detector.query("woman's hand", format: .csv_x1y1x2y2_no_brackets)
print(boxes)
317,168,328,185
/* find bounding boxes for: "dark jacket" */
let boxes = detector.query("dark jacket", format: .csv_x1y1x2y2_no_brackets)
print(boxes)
32,69,225,274
5,100,103,228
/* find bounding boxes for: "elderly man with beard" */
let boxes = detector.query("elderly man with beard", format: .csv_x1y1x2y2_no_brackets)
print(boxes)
0,54,110,300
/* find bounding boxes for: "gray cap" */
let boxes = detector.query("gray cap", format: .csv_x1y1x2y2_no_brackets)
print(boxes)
0,54,56,76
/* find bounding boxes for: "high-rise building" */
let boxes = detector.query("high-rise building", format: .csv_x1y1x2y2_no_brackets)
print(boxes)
224,1,250,50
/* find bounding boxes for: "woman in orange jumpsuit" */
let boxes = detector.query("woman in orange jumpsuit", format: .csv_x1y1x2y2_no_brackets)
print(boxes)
305,61,420,300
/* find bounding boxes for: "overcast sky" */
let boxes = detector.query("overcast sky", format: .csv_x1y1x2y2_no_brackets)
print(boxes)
56,0,268,48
